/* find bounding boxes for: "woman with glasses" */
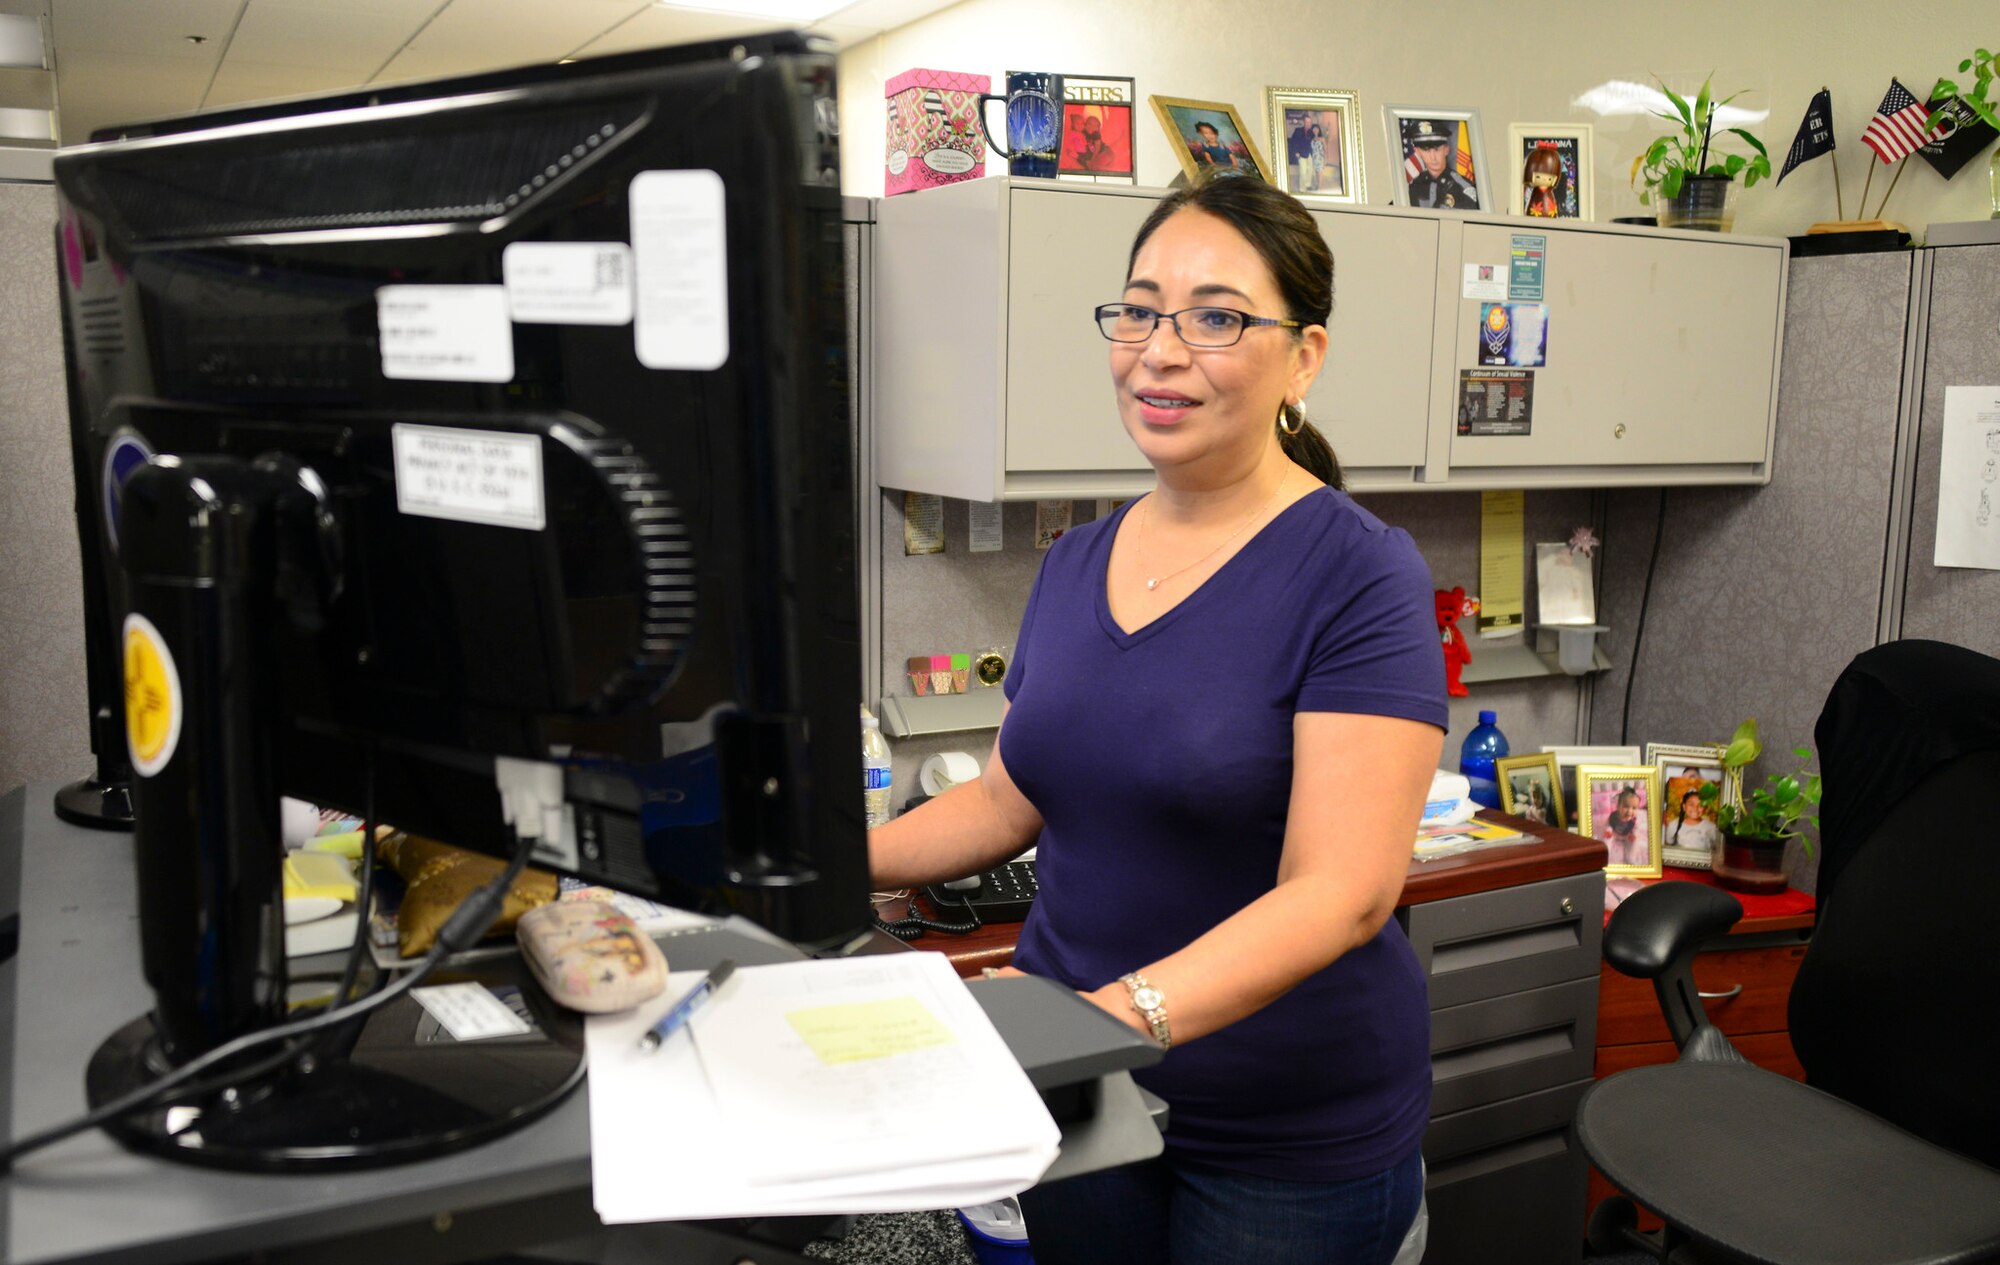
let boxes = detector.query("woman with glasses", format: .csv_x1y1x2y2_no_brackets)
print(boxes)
870,176,1445,1264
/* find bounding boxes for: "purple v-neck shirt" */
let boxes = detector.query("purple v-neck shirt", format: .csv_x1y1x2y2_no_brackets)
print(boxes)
1002,486,1447,1181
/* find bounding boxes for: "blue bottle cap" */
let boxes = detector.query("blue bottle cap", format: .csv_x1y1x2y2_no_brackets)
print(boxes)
1478,710,1497,724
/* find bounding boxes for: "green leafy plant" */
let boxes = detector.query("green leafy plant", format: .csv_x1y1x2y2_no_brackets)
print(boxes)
1695,718,1822,856
1630,75,1773,204
1930,47,1999,131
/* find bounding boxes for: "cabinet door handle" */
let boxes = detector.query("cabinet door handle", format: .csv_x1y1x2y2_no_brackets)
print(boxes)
1698,984,1744,1001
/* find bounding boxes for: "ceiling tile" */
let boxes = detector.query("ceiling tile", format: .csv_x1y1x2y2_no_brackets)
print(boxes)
51,0,243,57
575,7,788,57
204,55,364,107
225,1,424,74
55,47,212,141
374,0,645,82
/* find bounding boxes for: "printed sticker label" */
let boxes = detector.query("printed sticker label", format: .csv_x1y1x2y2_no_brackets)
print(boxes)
503,242,635,325
123,613,183,778
376,285,515,382
630,170,729,371
392,423,546,531
413,982,534,1041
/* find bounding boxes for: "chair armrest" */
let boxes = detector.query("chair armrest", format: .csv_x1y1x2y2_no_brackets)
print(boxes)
1603,882,1742,979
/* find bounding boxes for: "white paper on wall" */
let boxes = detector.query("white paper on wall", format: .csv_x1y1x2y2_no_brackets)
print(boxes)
1934,385,2000,571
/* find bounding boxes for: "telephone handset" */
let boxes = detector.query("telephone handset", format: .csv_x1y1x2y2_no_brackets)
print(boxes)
924,857,1038,923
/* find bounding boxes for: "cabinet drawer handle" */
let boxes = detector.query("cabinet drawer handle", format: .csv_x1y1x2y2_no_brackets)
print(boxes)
1698,984,1744,1001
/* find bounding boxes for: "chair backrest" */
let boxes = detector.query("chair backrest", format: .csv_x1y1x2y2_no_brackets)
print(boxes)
1790,741,2000,1167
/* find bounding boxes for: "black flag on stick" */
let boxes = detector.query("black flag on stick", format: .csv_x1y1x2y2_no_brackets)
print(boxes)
1778,88,1837,182
1915,92,2000,179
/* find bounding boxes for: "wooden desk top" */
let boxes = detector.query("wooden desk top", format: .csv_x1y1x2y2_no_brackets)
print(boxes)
887,812,1610,978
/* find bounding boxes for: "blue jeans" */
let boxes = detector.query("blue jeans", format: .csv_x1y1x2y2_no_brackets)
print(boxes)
1017,1145,1423,1265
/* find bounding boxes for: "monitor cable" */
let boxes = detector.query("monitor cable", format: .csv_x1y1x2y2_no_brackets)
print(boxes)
1619,488,1670,746
0,822,537,1175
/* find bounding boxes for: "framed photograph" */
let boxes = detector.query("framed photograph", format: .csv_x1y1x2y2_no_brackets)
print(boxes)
1576,764,1665,878
1495,752,1565,830
1506,122,1594,220
1149,95,1269,184
1646,742,1738,870
1264,86,1365,203
1542,745,1640,813
1057,73,1137,184
1381,104,1486,211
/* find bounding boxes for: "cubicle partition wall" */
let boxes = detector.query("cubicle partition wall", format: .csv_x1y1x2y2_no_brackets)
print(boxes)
1590,245,2000,894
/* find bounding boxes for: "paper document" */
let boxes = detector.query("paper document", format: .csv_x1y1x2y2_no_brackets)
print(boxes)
1934,385,2000,570
587,951,1060,1221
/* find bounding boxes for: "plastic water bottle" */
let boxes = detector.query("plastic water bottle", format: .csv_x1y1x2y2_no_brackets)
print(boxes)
861,710,893,828
1459,710,1510,810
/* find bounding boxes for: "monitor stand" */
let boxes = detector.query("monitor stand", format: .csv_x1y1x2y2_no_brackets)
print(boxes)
88,453,583,1171
52,775,133,830
86,954,585,1172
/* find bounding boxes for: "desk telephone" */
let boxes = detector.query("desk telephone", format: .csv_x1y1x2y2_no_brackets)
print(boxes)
925,858,1038,923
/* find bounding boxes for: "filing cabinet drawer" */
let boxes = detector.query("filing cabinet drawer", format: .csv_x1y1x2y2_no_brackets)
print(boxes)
1403,873,1603,1010
1423,1079,1591,1265
1423,1076,1590,1167
1596,941,1807,1046
1429,976,1598,1116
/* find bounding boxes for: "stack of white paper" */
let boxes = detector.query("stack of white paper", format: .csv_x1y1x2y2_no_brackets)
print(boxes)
586,951,1061,1221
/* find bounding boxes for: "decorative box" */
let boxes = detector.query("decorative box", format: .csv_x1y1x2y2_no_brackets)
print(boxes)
885,68,990,196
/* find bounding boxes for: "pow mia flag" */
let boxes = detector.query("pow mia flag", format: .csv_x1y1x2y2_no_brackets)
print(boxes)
1915,93,2000,180
1778,88,1836,184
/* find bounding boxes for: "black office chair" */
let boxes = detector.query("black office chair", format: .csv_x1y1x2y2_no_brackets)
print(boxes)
1575,640,2000,1265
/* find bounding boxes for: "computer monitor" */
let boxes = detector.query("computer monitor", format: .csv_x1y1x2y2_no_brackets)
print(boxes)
53,30,869,1169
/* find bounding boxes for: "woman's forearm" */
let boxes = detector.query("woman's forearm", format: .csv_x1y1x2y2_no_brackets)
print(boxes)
868,775,1041,890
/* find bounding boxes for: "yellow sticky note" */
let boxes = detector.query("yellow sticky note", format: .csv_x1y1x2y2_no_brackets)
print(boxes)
282,852,358,902
785,996,957,1065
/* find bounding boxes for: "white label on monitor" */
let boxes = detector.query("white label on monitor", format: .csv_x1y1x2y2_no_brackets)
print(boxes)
412,983,533,1041
629,170,729,370
376,285,515,382
503,242,635,325
392,423,545,531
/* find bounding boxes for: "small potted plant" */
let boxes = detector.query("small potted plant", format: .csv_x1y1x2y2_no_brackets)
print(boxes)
1930,46,1999,216
1630,75,1772,231
1697,718,1821,894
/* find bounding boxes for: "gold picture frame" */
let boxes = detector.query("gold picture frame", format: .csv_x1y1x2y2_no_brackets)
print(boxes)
1149,94,1270,184
1576,764,1664,878
1264,86,1365,203
1646,742,1740,871
1495,751,1565,830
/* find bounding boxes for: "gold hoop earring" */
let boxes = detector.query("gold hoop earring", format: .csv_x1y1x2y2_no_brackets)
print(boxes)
1277,404,1305,438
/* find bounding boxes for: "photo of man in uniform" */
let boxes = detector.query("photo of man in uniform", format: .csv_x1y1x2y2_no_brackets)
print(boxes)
1403,117,1479,210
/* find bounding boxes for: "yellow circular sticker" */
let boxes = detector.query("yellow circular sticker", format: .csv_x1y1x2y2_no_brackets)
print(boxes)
123,613,183,777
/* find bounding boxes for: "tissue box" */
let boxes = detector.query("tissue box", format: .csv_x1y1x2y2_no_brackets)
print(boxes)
885,68,990,196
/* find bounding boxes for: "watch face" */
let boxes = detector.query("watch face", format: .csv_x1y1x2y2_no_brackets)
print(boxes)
1131,986,1164,1012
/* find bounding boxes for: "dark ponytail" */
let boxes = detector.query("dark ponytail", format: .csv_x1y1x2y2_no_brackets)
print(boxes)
1129,175,1345,490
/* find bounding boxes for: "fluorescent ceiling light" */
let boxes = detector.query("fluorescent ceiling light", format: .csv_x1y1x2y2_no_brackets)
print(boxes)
654,0,855,22
0,107,53,140
1572,80,1768,128
0,13,44,69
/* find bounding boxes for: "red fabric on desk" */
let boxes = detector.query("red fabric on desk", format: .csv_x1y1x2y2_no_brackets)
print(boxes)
1605,866,1816,925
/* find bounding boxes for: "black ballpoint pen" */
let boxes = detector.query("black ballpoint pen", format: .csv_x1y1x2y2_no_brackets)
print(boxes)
637,959,737,1052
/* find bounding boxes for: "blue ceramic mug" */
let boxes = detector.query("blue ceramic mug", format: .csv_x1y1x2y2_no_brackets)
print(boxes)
975,71,1064,178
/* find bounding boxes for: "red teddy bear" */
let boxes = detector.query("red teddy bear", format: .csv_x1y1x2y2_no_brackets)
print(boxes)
1435,587,1475,697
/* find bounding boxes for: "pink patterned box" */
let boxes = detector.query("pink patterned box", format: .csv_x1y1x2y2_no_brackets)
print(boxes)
884,68,990,196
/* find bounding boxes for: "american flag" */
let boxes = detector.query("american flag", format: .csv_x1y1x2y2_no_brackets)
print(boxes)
1861,79,1937,163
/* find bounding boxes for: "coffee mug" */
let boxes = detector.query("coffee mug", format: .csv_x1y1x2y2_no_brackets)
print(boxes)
975,71,1064,179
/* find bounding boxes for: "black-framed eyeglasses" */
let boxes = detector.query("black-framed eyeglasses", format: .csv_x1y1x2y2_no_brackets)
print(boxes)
1094,303,1304,348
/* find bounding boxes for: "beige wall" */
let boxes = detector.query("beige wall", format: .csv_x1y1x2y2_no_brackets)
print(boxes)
839,0,2000,240
0,179,89,795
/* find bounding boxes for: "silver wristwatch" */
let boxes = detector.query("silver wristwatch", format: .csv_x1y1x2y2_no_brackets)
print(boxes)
1120,972,1172,1050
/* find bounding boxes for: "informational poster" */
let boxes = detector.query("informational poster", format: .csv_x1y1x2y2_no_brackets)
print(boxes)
1477,303,1549,367
1935,385,2000,570
1507,233,1546,302
902,492,944,555
1034,500,1072,550
1478,490,1525,637
968,500,1004,553
1458,369,1535,436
